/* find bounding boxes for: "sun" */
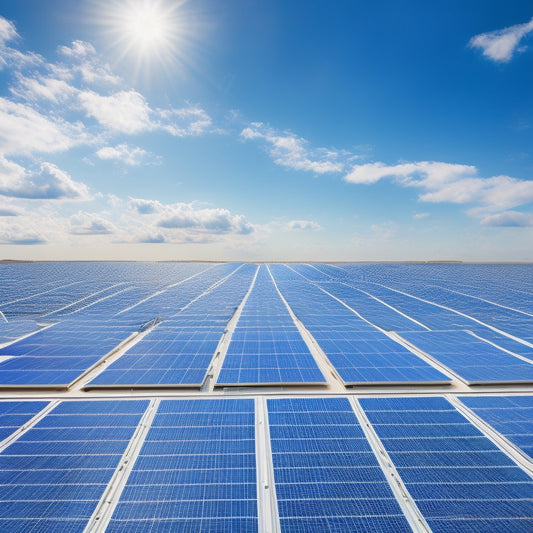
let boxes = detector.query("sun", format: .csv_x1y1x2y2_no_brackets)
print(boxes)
120,2,171,53
91,0,193,79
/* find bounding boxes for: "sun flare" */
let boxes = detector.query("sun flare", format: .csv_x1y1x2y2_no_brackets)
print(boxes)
92,0,192,78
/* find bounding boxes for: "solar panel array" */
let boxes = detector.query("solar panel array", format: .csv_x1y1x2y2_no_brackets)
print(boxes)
0,261,532,531
0,400,148,532
267,397,412,532
269,264,451,385
106,399,257,532
460,395,533,459
87,264,257,388
360,396,533,532
216,265,326,385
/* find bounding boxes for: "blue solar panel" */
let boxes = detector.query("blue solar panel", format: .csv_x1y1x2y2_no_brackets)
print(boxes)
0,400,148,532
267,397,411,532
88,265,257,388
217,266,326,385
460,395,533,460
106,398,257,532
399,330,533,384
360,396,533,532
0,320,138,387
0,401,48,442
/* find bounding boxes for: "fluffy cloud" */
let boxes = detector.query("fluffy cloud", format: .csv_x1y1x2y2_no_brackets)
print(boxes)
0,98,89,156
0,207,19,216
0,157,90,200
0,223,46,245
241,122,346,174
286,220,322,231
69,212,115,235
79,90,153,134
469,17,533,63
481,211,533,227
344,160,533,214
125,198,255,242
96,144,155,166
160,107,213,136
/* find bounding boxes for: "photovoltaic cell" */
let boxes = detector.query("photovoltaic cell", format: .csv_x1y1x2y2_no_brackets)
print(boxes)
0,399,148,533
0,401,48,442
398,330,533,384
106,398,257,532
360,396,533,533
460,395,533,460
267,397,412,533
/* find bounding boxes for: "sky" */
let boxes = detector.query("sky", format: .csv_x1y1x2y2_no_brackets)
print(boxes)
0,0,532,262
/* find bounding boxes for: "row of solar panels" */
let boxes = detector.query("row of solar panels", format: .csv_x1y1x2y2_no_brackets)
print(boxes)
1,395,532,532
0,264,532,388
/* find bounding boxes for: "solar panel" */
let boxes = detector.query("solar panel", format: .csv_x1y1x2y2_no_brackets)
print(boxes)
268,265,450,385
0,399,148,532
460,395,533,460
0,320,138,388
217,266,326,385
0,401,49,442
267,397,412,532
398,330,533,384
87,265,257,388
106,398,257,532
360,396,533,532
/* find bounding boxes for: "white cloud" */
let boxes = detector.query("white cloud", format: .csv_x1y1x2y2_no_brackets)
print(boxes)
11,75,76,104
0,157,90,200
79,90,153,134
160,106,213,136
0,98,89,156
469,17,533,62
0,207,19,216
344,161,476,186
57,40,121,85
241,122,346,174
481,211,533,227
0,16,17,46
96,144,155,166
157,205,254,235
0,223,47,245
344,160,533,215
413,212,429,220
69,212,115,235
129,198,161,215
286,220,322,231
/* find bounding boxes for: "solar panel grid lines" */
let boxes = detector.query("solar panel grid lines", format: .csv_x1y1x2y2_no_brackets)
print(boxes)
269,265,452,387
85,398,160,533
88,264,258,389
450,395,533,474
0,400,54,450
105,398,259,532
347,396,432,533
216,265,327,387
397,330,533,385
0,399,150,533
266,397,415,533
360,396,533,533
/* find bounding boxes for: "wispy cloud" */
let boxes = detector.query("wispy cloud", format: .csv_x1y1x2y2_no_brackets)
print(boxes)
96,143,156,166
481,211,533,227
286,220,322,231
241,122,348,174
69,212,115,235
469,17,533,63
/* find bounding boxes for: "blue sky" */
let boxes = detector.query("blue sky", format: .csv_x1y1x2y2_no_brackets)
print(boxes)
0,0,532,261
